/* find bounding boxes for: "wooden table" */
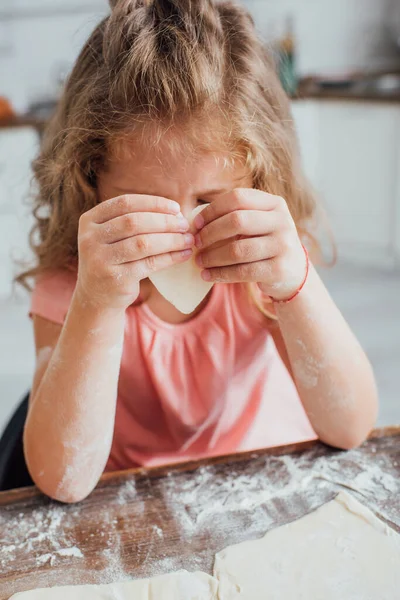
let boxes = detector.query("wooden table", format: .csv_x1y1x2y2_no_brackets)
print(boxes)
0,427,399,599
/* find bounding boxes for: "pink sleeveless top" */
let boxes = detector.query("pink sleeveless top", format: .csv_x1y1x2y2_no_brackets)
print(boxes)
30,271,316,471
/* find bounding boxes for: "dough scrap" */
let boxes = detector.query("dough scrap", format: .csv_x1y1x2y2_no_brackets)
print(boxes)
214,491,400,599
149,204,213,314
10,570,218,599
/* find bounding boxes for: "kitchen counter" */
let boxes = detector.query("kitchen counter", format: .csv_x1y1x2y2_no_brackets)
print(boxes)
0,115,47,134
294,87,400,104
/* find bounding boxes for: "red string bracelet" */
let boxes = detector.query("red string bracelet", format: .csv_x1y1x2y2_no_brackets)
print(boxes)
270,245,310,304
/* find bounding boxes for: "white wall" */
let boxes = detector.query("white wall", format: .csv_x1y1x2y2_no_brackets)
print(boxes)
244,0,399,76
0,2,109,112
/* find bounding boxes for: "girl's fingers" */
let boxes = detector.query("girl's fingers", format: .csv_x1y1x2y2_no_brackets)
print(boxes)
195,189,284,229
128,248,193,281
109,232,194,264
88,194,180,225
201,259,276,283
197,235,279,269
98,212,189,244
195,210,283,249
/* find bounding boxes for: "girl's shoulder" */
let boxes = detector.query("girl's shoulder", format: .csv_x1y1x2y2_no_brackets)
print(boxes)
30,269,77,325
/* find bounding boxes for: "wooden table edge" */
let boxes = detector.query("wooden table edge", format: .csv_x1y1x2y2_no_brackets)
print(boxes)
0,425,398,506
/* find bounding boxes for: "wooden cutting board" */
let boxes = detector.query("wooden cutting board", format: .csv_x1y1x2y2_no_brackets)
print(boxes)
0,427,399,599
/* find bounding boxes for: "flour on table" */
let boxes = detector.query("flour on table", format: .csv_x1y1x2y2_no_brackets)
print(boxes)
158,443,400,553
36,547,84,566
214,491,400,599
0,504,83,569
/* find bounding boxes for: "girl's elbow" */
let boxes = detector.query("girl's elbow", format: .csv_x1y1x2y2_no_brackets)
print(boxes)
332,429,369,451
32,472,95,504
320,429,367,451
333,387,379,450
51,488,92,504
321,412,377,451
24,437,99,503
25,454,95,504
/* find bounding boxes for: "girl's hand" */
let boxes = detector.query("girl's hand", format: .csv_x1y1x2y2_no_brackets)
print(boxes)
76,194,194,310
194,188,307,301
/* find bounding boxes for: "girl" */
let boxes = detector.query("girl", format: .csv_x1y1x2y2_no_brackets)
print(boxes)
21,0,377,503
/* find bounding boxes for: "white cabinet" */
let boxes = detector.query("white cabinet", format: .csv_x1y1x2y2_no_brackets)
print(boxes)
291,100,320,185
395,137,400,265
317,102,398,264
0,127,39,298
292,100,400,267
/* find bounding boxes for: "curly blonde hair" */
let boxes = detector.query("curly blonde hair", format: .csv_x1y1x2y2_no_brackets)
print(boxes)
17,0,321,293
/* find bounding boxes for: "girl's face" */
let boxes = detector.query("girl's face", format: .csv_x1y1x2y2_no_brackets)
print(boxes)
97,136,251,217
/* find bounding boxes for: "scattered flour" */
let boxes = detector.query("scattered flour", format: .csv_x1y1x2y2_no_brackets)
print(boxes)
0,504,65,567
153,525,163,539
157,444,400,549
98,548,131,585
36,346,53,369
117,479,138,505
36,547,84,566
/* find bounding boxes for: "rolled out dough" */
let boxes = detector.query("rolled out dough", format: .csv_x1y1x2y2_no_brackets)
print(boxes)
214,491,400,599
149,204,213,314
10,570,218,599
9,493,400,599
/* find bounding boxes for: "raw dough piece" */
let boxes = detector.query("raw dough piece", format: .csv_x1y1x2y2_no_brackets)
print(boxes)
149,204,213,314
214,491,400,599
10,570,218,600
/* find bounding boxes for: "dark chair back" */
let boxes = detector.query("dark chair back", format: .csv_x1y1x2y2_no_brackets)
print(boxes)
0,393,33,491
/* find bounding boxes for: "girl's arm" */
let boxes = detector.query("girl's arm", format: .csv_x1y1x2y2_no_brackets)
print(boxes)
273,266,378,449
195,188,378,449
25,300,125,504
25,193,193,502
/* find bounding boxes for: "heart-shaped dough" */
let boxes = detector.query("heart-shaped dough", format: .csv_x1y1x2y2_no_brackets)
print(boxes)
149,204,213,314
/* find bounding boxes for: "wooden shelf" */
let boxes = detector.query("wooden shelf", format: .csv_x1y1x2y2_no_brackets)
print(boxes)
0,115,46,132
293,84,400,104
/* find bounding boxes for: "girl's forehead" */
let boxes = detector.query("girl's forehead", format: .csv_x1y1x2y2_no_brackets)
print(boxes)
105,133,249,191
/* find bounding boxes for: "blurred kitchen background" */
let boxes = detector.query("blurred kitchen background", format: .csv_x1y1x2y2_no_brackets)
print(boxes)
0,0,399,433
